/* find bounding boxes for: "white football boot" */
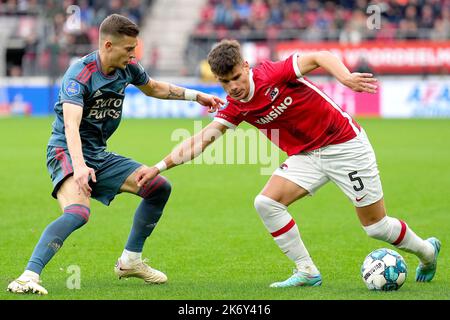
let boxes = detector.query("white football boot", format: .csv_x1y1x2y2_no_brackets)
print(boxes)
114,258,167,284
7,273,48,295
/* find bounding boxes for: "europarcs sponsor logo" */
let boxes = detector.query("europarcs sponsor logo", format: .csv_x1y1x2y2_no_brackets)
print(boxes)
87,97,124,119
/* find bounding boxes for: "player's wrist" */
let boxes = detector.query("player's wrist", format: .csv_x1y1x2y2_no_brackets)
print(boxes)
154,160,167,173
185,89,200,101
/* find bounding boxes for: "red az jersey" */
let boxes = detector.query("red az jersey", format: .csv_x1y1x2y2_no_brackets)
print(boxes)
214,53,361,156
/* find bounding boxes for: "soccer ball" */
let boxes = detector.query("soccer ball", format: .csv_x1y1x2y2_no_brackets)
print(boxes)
361,248,407,291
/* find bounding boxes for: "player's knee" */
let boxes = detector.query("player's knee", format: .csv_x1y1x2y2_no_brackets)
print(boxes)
254,194,286,218
63,204,90,227
154,177,171,198
143,176,172,205
161,178,172,194
141,176,172,203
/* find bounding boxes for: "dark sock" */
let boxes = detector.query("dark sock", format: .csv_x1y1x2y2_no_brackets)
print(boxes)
26,205,90,274
125,176,171,252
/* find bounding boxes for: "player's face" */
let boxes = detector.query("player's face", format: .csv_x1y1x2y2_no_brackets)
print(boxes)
106,35,138,70
216,62,250,100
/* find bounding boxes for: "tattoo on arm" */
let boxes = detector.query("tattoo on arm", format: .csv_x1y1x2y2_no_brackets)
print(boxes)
167,85,185,100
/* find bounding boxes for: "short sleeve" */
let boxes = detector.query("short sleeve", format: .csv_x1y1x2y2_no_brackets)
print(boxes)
214,101,244,129
259,53,302,84
129,61,150,86
60,73,86,107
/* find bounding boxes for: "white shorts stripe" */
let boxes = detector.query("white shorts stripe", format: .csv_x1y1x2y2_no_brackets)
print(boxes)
298,78,360,135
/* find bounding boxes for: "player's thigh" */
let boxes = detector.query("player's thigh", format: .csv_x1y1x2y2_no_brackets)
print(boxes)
323,129,384,211
120,166,144,194
120,166,168,196
90,153,142,205
260,175,309,206
56,176,90,210
262,154,328,206
47,145,89,210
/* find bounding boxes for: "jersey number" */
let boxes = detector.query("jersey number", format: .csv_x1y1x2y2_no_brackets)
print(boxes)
348,171,364,191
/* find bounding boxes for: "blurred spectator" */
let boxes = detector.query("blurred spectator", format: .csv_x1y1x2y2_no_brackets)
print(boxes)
214,0,236,29
193,0,450,42
199,59,216,83
354,57,374,74
8,65,23,77
0,0,152,76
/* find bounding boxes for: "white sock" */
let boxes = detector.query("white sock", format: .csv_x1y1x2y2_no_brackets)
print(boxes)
121,249,142,265
21,270,39,281
254,195,318,274
363,216,435,264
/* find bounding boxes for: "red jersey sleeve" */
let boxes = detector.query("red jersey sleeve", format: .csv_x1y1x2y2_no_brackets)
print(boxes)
214,101,244,129
259,53,302,84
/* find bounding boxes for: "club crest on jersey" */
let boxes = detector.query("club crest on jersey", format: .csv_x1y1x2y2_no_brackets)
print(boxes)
66,80,80,97
220,101,229,110
280,163,288,171
255,96,293,125
266,87,279,101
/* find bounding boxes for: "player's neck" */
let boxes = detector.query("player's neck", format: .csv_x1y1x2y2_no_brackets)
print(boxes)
98,51,116,75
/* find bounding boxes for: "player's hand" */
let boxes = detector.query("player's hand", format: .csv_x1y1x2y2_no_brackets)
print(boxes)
342,73,378,94
135,165,159,188
73,165,96,197
196,93,225,113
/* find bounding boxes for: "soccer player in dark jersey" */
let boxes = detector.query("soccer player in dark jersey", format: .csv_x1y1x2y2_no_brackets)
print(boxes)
136,40,440,288
7,14,223,295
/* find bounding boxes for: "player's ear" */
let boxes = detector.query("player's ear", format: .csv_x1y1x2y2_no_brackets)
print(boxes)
243,61,250,71
104,40,113,51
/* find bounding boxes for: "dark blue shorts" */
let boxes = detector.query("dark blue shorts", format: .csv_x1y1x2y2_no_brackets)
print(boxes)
47,145,142,206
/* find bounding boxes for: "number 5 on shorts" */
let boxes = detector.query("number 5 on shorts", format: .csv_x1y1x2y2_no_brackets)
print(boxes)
348,171,364,191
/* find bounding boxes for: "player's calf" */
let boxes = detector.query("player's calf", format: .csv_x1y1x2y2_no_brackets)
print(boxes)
254,195,321,283
26,205,90,275
125,176,171,253
363,216,436,266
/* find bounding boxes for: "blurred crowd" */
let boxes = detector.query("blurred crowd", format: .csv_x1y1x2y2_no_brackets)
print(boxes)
194,0,450,42
1,0,150,76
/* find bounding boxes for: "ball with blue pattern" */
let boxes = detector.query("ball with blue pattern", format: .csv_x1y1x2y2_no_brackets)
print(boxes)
361,248,407,291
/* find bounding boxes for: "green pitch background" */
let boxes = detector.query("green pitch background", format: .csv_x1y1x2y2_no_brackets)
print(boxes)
0,117,448,300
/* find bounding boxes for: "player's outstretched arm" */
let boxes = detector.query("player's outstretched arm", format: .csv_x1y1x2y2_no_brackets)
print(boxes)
297,51,378,94
138,80,224,113
135,121,228,187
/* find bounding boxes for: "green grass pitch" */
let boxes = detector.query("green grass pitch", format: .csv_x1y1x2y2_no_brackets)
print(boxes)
0,117,448,300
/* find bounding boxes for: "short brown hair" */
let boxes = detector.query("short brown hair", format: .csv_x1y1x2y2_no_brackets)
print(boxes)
99,14,139,38
207,40,243,77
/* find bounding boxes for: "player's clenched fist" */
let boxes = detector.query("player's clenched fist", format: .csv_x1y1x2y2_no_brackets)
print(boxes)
135,166,159,188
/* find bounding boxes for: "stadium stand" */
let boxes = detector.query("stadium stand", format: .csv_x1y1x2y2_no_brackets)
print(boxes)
186,0,450,77
0,0,449,77
0,0,152,77
192,0,450,41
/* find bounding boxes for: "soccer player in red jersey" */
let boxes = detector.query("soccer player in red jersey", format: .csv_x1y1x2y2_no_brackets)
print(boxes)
136,40,440,287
